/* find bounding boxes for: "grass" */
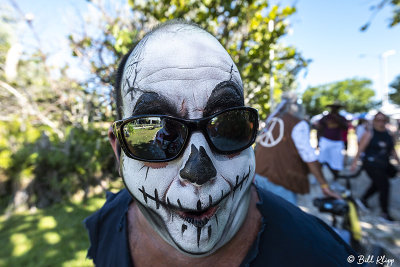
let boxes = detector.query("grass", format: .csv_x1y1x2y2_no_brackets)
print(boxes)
126,126,160,144
0,195,106,267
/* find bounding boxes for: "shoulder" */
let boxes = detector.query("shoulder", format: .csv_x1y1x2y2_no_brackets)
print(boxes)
84,189,133,266
320,115,328,122
291,121,313,150
365,130,373,138
293,120,310,132
86,189,132,224
251,183,357,266
361,130,373,143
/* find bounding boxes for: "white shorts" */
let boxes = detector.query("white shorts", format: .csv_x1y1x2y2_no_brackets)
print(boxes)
318,137,344,171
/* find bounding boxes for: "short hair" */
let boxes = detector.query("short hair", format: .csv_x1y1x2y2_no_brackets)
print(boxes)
374,111,389,123
114,20,204,120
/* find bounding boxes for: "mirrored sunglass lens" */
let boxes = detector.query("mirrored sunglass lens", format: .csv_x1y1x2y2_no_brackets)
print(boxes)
122,117,187,160
207,109,256,152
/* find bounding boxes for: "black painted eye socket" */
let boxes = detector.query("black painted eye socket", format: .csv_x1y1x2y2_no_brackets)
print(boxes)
114,107,259,162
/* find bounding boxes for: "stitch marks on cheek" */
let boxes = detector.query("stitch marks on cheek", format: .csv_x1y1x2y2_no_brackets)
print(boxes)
137,166,252,249
137,166,251,215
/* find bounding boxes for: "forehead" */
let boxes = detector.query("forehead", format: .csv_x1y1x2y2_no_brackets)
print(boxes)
121,25,242,118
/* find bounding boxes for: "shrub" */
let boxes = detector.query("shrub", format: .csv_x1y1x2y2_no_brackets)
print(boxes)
0,120,118,211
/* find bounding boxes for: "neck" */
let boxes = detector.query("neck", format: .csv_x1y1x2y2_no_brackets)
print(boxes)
374,127,385,132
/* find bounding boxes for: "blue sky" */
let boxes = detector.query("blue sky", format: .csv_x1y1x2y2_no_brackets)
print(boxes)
277,0,400,101
14,0,400,101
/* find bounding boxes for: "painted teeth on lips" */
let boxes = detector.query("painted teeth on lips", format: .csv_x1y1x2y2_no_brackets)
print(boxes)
176,206,218,228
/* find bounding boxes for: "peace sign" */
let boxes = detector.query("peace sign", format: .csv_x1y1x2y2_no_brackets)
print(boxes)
257,117,284,147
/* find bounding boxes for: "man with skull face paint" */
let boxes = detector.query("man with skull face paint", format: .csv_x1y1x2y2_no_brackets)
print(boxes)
85,20,358,266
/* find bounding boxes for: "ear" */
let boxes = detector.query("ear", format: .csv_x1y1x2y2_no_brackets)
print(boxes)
108,126,120,164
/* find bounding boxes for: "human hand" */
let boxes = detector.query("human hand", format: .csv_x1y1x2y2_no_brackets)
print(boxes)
321,186,341,199
350,161,358,172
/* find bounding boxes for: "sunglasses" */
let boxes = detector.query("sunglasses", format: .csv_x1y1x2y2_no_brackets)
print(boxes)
112,106,259,162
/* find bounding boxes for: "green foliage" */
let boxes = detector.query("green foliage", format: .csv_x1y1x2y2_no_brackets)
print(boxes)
1,0,308,211
389,74,400,105
361,0,400,30
388,0,400,27
0,5,120,211
0,6,16,81
69,0,309,119
302,78,377,116
0,195,105,266
1,121,117,209
0,119,43,209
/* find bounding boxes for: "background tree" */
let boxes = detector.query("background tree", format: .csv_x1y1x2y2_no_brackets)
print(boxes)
389,74,400,104
0,0,309,211
0,3,116,210
69,0,309,119
302,78,377,117
361,0,400,31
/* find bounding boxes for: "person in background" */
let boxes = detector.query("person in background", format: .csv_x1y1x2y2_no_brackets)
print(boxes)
356,118,369,144
351,111,400,222
318,102,348,177
341,120,350,166
255,93,340,205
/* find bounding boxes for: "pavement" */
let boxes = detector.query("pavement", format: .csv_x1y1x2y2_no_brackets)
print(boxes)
297,132,400,266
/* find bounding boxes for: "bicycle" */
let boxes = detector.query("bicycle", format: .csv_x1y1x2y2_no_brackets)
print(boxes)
313,162,385,259
314,163,364,252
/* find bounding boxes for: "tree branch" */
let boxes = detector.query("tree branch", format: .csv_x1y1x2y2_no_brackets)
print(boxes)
0,80,63,138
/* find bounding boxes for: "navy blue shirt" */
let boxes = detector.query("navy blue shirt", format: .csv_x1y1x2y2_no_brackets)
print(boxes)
364,129,394,166
85,182,358,266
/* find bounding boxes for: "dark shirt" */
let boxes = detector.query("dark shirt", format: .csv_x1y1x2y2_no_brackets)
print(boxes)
319,113,348,141
364,129,394,166
84,184,358,267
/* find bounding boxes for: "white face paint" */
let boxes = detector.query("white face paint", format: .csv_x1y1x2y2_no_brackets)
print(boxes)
119,24,255,256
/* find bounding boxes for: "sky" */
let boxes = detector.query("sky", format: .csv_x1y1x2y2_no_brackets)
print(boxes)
276,0,400,102
10,0,400,102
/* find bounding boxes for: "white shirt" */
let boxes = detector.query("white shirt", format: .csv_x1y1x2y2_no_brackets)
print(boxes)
356,125,366,142
291,120,318,163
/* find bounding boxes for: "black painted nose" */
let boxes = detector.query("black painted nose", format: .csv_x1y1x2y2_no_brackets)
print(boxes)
180,144,217,185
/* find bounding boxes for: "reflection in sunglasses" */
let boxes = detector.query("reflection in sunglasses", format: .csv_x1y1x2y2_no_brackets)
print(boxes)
114,107,259,162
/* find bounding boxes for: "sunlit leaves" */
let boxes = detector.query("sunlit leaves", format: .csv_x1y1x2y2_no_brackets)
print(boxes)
361,0,400,30
390,0,400,26
69,0,307,119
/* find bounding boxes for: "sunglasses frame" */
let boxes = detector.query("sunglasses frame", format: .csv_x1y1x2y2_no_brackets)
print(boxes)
112,106,259,162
